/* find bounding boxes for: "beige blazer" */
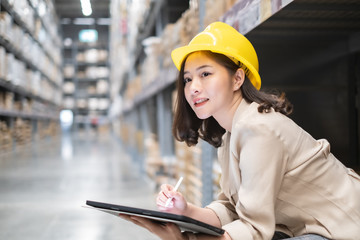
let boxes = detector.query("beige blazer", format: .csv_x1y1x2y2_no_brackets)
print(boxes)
206,99,360,240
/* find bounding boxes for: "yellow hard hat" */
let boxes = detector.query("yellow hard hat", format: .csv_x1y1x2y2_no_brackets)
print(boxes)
171,22,261,90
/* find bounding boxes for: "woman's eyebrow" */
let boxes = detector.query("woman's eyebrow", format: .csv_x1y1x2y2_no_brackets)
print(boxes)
184,65,212,74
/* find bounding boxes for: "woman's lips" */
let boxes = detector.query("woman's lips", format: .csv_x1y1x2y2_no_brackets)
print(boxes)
194,98,209,107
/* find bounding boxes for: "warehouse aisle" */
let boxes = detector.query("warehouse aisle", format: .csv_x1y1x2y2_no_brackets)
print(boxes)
0,131,159,240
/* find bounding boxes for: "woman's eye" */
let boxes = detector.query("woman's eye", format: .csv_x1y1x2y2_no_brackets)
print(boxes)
184,77,191,84
201,72,211,77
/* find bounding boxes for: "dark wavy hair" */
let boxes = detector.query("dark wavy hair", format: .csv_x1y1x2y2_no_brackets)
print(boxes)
172,51,293,148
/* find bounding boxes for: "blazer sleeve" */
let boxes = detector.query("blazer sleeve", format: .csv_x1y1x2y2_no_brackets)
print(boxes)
208,123,289,240
206,191,238,226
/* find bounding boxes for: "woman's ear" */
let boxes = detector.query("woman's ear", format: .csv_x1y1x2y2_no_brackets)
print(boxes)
233,68,245,91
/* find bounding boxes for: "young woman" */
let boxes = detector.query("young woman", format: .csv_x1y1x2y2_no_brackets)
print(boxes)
124,22,360,240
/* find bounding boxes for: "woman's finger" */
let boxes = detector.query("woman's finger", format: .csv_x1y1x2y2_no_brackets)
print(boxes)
156,193,170,206
118,214,132,222
129,216,148,229
130,216,167,233
119,214,150,229
131,216,184,239
161,184,174,192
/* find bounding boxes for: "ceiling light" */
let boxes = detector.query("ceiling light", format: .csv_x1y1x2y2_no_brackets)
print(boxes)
80,0,92,16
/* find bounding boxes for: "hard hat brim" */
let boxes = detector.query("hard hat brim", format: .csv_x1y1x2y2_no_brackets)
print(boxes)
171,45,261,90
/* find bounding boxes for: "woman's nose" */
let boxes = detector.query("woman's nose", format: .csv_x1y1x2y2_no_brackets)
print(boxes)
189,78,201,94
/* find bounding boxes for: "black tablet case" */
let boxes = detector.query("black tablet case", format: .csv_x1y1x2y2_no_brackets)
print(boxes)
86,200,224,236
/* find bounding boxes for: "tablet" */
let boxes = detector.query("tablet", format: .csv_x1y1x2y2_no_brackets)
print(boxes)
85,200,224,236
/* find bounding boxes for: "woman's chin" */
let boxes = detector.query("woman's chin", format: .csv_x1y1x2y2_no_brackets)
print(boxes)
195,112,211,120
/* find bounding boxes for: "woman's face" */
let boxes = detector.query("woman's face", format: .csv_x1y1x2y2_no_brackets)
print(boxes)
183,51,242,121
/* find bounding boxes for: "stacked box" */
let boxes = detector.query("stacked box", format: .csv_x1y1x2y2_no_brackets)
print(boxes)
159,24,177,68
13,0,35,33
77,70,86,79
175,140,203,206
0,92,3,109
0,12,12,41
120,122,130,145
76,52,85,62
63,65,75,78
25,69,33,92
141,37,162,85
13,99,22,111
86,66,109,79
88,98,98,110
0,46,6,79
6,53,15,82
0,121,12,152
63,97,75,109
97,49,108,62
124,75,142,102
97,98,109,110
23,98,32,113
144,134,162,179
98,123,110,135
143,134,177,189
96,79,109,94
4,92,13,110
37,120,59,139
63,82,75,94
13,118,32,146
87,85,97,95
49,121,59,137
179,8,199,46
31,71,41,96
12,23,24,52
204,0,225,25
76,99,87,109
135,130,144,154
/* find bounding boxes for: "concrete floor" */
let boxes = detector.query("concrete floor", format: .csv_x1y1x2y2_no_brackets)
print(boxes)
0,130,159,240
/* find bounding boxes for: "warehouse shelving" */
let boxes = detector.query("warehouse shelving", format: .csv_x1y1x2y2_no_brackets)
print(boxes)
62,42,110,130
0,0,62,152
1,1,61,61
128,0,165,73
0,36,60,93
121,67,178,114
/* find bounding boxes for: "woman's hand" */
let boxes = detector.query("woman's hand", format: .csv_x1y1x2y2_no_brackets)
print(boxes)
157,184,188,215
119,214,232,240
119,214,186,240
